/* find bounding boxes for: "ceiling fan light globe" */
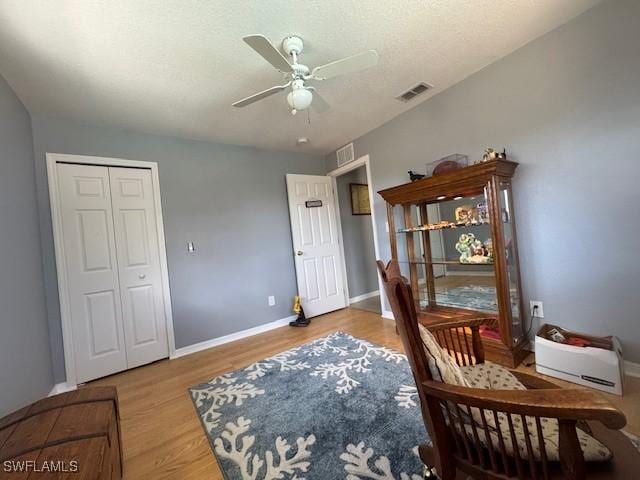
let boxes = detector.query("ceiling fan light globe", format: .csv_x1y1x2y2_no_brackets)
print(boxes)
287,88,313,111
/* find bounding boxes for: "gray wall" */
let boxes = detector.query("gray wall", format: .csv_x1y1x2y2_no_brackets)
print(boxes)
31,115,324,383
0,75,53,414
336,166,378,298
326,0,640,362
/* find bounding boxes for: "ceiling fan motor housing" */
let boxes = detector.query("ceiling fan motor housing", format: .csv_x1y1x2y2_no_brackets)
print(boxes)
291,64,310,78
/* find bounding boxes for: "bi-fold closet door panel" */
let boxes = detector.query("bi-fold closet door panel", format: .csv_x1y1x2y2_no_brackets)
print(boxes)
57,164,168,383
109,167,168,369
57,164,128,383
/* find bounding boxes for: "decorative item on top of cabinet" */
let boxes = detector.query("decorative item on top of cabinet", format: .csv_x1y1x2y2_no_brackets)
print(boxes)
478,147,507,163
408,170,425,182
426,153,469,176
377,158,528,367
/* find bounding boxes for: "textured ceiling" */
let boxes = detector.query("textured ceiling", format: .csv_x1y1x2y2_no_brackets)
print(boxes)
0,0,600,154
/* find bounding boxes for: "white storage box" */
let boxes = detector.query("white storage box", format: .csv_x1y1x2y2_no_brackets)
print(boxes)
535,323,624,395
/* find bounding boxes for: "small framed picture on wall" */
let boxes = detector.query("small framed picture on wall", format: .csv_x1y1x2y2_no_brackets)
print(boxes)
350,183,371,215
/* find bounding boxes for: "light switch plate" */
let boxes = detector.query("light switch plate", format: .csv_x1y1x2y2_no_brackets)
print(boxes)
268,296,276,306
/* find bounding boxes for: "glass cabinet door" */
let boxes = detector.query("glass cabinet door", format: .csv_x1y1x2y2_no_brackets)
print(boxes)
498,181,524,343
393,190,501,322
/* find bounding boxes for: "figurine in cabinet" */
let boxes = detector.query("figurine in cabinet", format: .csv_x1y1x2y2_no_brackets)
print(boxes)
456,233,492,264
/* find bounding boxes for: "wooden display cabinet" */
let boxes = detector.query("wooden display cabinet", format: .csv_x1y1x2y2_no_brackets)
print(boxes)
378,159,529,367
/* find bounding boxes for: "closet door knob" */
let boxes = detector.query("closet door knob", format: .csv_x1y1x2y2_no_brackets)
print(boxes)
138,274,146,279
296,251,303,256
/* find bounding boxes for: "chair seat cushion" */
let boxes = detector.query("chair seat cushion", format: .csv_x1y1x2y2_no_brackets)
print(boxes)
460,362,527,390
456,409,613,462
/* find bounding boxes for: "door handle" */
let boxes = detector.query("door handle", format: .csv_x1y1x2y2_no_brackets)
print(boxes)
296,251,303,256
138,274,146,279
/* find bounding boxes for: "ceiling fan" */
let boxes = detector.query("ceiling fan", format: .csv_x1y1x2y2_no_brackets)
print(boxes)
232,35,379,115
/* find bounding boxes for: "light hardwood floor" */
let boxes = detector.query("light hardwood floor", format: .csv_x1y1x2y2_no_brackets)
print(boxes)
89,307,639,479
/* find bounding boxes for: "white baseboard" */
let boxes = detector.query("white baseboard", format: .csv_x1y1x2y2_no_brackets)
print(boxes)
381,309,395,321
349,290,379,304
624,360,640,378
172,315,297,359
49,382,77,397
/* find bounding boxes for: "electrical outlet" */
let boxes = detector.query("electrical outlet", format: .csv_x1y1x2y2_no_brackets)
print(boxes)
268,296,276,306
529,300,544,318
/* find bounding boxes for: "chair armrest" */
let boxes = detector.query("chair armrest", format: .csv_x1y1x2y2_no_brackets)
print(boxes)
422,380,627,429
510,371,561,390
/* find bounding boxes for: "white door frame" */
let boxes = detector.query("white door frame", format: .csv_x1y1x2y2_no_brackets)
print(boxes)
47,153,176,387
327,155,384,315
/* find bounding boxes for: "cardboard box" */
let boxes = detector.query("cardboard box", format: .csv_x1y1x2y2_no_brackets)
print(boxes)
535,323,624,395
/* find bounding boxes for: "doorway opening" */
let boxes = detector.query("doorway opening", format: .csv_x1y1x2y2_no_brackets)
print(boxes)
329,155,383,315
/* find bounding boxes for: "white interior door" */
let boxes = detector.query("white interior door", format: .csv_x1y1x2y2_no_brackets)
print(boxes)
57,164,128,383
109,167,168,368
286,174,346,318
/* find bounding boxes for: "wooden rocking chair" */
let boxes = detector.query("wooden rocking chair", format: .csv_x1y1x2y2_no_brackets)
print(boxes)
377,259,639,479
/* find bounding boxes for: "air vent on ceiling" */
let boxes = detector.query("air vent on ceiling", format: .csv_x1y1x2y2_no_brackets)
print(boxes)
396,82,433,102
336,143,355,167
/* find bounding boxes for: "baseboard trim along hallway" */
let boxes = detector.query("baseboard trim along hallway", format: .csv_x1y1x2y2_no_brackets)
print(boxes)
349,290,379,304
172,315,298,359
625,360,640,379
49,382,77,397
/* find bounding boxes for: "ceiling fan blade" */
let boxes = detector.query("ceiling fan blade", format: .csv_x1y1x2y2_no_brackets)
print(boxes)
243,35,292,73
232,83,290,108
307,87,330,113
311,50,379,80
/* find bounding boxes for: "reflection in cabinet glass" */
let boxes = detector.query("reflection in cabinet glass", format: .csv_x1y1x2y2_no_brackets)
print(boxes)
378,159,528,367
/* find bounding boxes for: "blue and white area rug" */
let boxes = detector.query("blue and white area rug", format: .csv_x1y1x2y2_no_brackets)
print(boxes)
435,285,498,312
189,332,429,479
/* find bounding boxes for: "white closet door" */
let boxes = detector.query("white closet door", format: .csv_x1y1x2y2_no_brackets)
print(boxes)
109,167,168,368
57,164,128,383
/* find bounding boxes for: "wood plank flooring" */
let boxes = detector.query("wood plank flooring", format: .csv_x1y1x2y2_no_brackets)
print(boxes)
349,294,382,314
88,307,639,479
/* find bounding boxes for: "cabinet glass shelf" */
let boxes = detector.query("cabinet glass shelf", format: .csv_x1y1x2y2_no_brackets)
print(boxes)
397,221,490,233
401,259,494,266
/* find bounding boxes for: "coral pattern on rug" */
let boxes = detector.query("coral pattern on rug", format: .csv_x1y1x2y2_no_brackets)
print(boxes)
190,332,429,479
